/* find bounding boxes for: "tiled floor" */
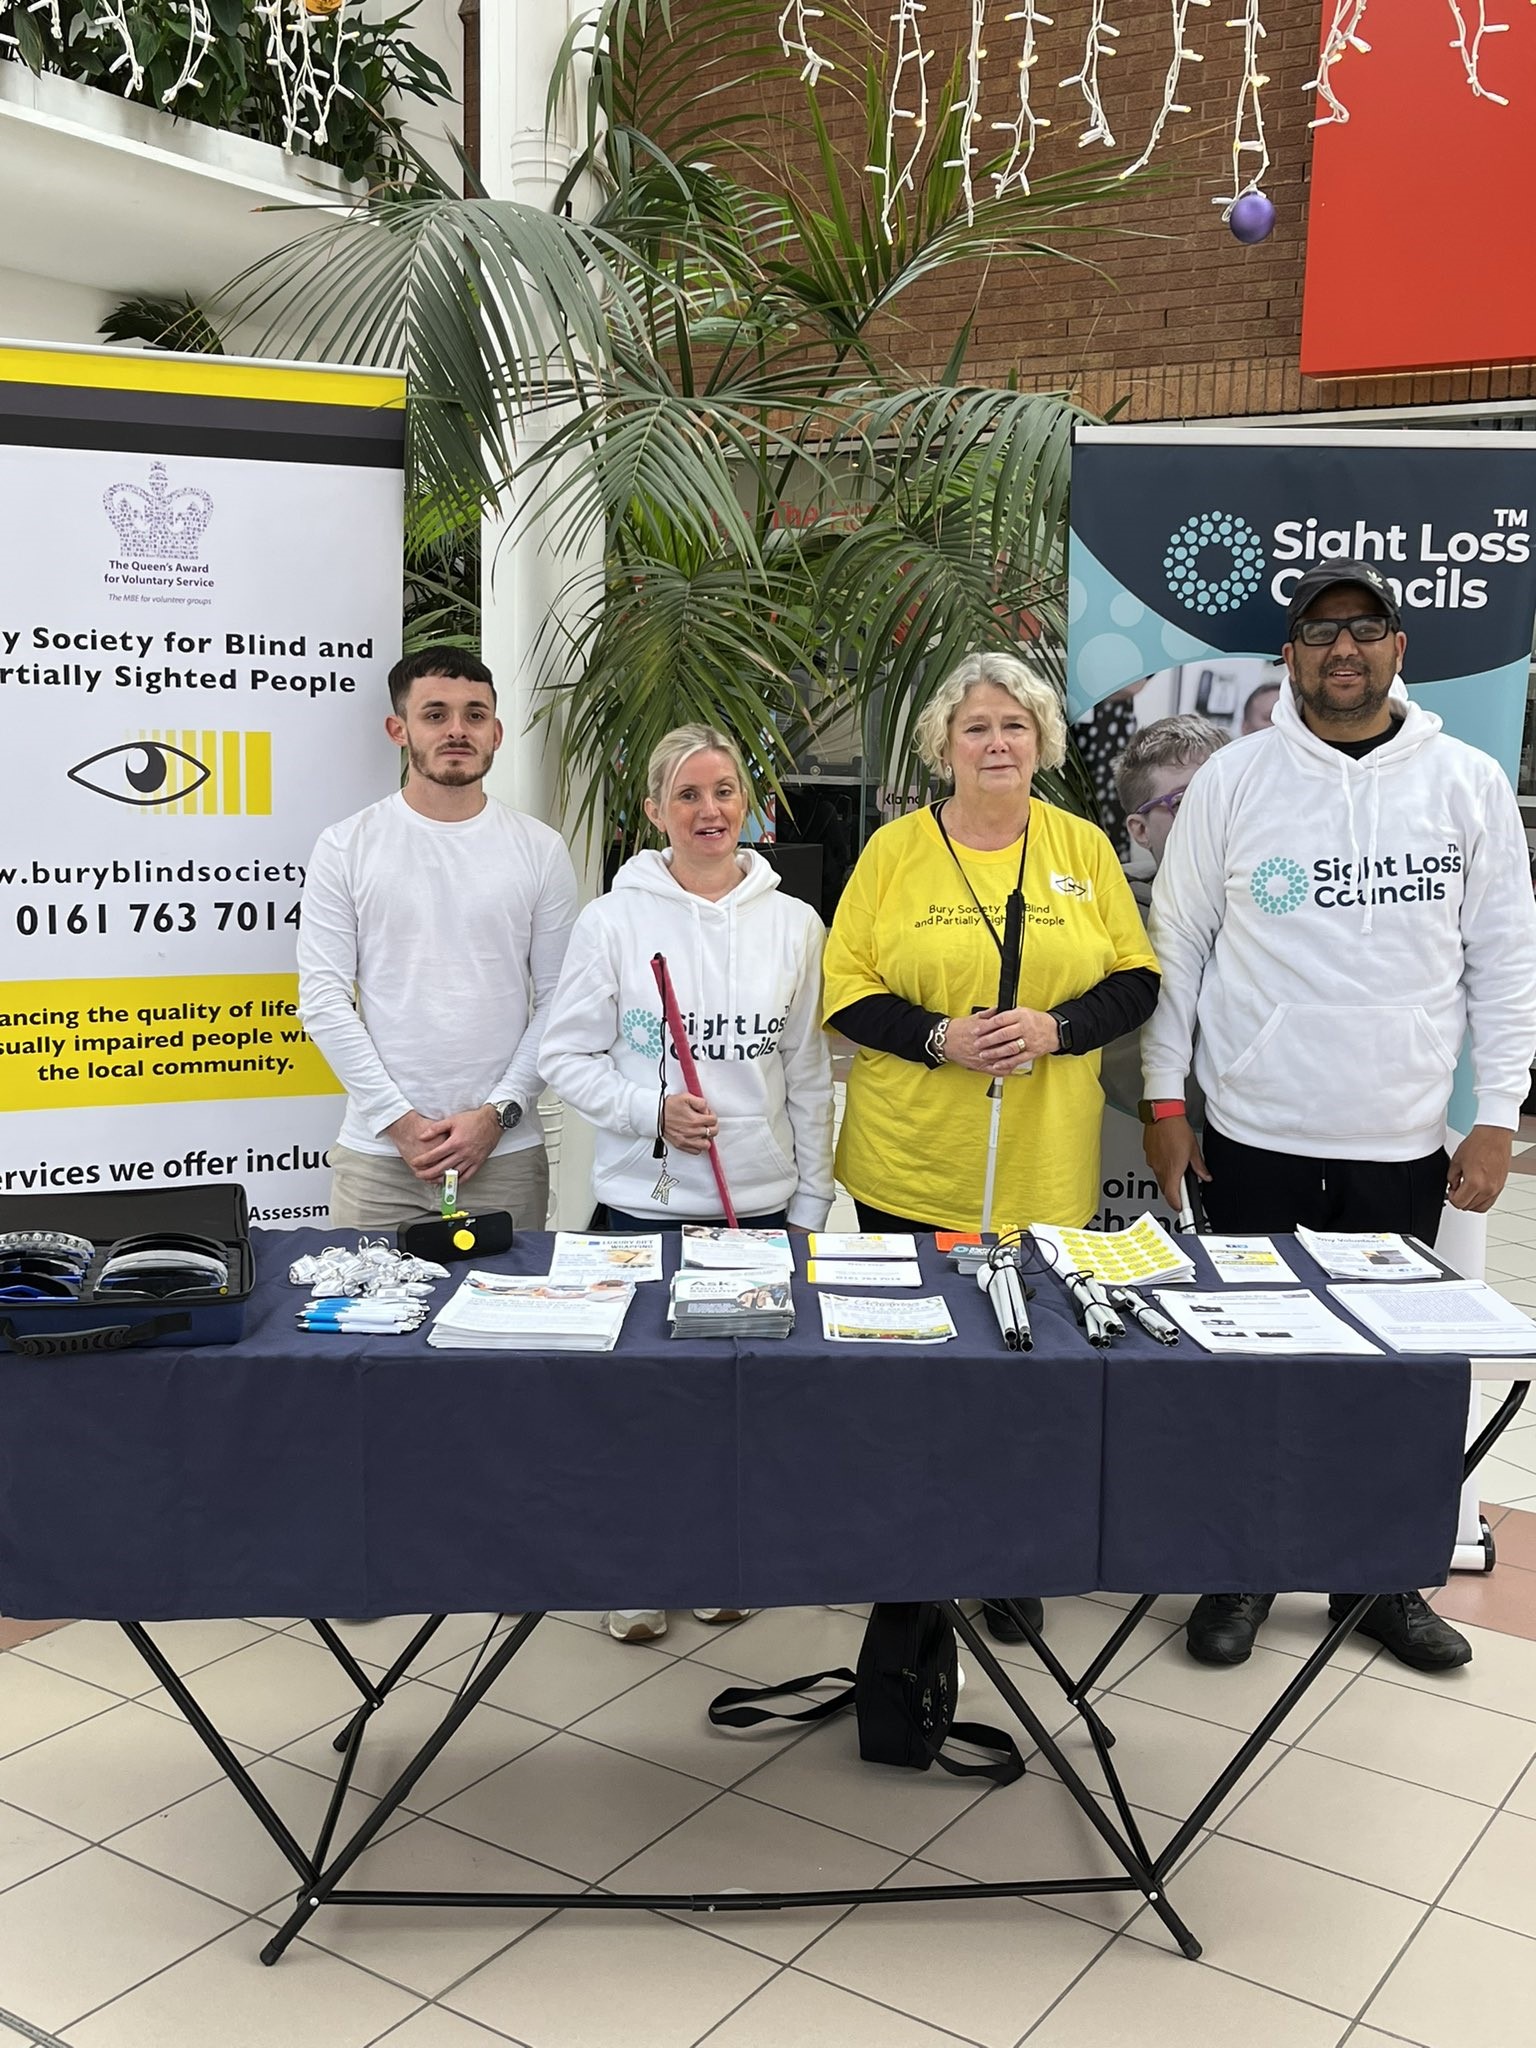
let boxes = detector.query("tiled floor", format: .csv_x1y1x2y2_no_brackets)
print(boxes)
4,1171,1536,2047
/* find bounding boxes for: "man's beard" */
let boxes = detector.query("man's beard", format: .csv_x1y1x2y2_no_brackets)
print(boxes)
1298,667,1393,725
409,741,490,785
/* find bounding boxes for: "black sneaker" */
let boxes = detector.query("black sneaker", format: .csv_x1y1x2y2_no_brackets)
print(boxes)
982,1598,1045,1644
1185,1592,1275,1665
1329,1591,1472,1672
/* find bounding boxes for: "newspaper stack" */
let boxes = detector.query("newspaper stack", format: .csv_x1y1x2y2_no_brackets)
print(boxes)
427,1271,635,1352
668,1272,795,1340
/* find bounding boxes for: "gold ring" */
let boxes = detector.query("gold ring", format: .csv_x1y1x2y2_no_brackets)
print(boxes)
1017,1036,1027,1053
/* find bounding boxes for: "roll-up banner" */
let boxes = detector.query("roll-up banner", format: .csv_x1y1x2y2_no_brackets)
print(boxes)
0,342,405,1227
1067,423,1536,1240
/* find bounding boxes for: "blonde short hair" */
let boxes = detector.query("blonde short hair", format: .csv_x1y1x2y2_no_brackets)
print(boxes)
912,652,1067,780
645,724,754,810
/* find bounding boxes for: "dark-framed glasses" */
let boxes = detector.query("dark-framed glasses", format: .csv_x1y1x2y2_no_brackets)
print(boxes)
1131,783,1190,821
1294,613,1394,647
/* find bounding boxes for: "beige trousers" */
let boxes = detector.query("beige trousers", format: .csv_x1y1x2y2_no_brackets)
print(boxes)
326,1142,550,1233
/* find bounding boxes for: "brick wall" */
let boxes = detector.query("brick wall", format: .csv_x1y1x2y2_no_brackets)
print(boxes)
660,0,1536,420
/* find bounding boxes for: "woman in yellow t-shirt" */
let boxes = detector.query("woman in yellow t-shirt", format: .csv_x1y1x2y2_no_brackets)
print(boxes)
823,649,1159,1641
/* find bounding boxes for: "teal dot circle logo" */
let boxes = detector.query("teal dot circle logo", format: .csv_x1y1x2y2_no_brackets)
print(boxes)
1251,856,1309,916
621,1007,663,1058
1163,510,1265,616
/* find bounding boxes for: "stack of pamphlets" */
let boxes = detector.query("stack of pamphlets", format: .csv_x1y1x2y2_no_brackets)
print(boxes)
805,1231,921,1288
1152,1289,1382,1356
669,1272,795,1339
548,1232,663,1283
819,1294,958,1344
1295,1229,1441,1281
680,1226,794,1276
1201,1236,1299,1284
427,1271,635,1352
1328,1280,1536,1355
1032,1215,1196,1289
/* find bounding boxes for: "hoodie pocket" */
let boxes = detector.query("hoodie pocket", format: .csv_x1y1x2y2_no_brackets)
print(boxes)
1217,1004,1456,1141
715,1114,795,1202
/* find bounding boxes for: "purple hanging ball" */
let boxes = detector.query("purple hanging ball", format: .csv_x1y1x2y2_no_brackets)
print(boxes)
1228,191,1276,244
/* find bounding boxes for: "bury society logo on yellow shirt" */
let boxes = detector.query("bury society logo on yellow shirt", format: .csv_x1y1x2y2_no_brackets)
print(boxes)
1050,871,1092,899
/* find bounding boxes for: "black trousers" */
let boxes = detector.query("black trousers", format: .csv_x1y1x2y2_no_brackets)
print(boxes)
853,1199,947,1234
1200,1125,1449,1244
1200,1124,1451,1605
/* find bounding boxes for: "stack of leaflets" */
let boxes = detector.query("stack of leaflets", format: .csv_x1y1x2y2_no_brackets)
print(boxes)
806,1230,922,1288
1032,1214,1196,1289
1328,1280,1536,1355
1201,1236,1299,1284
819,1294,958,1344
427,1271,635,1352
1152,1289,1381,1356
1295,1229,1441,1281
680,1226,794,1277
548,1232,663,1283
668,1273,795,1339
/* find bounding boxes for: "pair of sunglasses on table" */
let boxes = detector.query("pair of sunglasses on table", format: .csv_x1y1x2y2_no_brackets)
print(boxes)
0,1229,229,1302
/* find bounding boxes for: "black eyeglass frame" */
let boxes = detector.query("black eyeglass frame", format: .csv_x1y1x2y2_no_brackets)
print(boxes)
1291,613,1396,647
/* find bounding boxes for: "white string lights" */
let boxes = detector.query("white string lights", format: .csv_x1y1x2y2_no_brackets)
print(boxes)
868,0,934,238
941,0,987,221
989,3,1051,198
1446,2,1513,105
776,0,832,88
1059,0,1118,149
1215,0,1272,236
1122,0,1209,181
1306,0,1371,127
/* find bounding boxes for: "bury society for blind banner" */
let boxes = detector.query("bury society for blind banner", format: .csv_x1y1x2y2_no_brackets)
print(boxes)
0,343,405,1226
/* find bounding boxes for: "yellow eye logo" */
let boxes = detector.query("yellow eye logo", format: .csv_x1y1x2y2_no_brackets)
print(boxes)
65,732,272,815
68,740,210,806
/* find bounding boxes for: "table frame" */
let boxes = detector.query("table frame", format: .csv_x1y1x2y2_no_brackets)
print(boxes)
100,1381,1530,1968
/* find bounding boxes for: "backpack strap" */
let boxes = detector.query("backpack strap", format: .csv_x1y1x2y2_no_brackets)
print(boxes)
932,1718,1027,1786
707,1668,855,1730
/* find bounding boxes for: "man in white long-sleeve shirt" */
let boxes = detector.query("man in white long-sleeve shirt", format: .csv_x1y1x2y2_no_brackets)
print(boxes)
1141,560,1536,1675
298,647,579,1229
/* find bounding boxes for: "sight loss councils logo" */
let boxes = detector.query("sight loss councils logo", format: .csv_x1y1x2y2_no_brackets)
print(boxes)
68,732,271,814
1164,510,1266,615
1250,855,1309,916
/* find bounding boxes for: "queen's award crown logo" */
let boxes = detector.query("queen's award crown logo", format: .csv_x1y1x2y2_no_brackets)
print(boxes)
102,462,213,560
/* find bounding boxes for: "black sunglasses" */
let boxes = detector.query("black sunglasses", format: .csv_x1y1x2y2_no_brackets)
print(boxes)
1293,614,1394,647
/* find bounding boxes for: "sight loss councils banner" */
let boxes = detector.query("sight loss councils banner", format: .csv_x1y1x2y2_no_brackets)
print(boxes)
0,342,405,1224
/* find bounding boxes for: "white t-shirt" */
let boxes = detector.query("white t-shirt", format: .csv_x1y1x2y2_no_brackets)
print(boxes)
297,791,579,1156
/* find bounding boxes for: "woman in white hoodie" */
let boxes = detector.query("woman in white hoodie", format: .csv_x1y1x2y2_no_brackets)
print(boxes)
539,724,835,1642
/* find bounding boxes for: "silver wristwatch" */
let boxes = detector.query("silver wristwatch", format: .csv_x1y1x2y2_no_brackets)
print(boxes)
491,1099,523,1130
924,1017,951,1066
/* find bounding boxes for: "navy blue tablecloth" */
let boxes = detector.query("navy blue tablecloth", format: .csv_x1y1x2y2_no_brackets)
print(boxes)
0,1230,1469,1620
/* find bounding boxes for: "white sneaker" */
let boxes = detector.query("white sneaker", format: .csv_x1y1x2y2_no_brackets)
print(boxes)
693,1608,752,1624
607,1609,667,1642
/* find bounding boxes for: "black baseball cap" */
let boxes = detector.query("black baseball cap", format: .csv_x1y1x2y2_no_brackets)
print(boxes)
1285,559,1402,638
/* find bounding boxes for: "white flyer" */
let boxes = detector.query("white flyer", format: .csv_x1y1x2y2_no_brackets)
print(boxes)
1295,1229,1441,1281
806,1232,919,1260
1153,1289,1382,1356
1201,1236,1299,1284
549,1232,664,1283
1328,1281,1536,1355
819,1294,957,1344
805,1259,923,1288
680,1226,793,1275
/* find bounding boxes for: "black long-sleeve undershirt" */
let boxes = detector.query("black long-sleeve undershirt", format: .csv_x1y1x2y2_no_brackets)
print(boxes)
829,966,1160,1068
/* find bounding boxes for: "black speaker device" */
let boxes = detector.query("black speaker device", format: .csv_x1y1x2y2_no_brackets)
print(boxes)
397,1211,516,1263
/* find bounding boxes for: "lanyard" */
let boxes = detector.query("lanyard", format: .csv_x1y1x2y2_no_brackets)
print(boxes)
931,800,1028,1008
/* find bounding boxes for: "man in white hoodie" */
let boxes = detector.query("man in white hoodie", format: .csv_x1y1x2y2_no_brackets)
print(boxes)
1142,559,1536,1672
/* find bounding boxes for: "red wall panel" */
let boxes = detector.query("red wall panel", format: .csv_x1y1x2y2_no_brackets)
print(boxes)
1302,1,1536,377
